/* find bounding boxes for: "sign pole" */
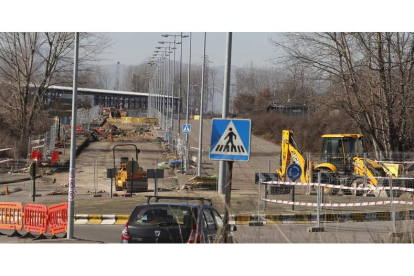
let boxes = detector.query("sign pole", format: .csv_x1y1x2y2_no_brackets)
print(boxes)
110,177,113,199
30,162,36,202
223,160,233,243
154,159,158,196
292,181,295,211
218,32,232,194
67,32,79,240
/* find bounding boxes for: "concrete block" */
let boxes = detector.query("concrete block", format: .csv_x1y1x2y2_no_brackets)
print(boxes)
308,227,324,232
248,221,264,226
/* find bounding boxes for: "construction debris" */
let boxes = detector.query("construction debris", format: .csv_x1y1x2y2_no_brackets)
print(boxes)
184,175,217,190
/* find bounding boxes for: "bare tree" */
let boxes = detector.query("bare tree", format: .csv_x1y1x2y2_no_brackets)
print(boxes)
93,65,113,89
271,32,414,154
0,32,111,141
123,63,150,92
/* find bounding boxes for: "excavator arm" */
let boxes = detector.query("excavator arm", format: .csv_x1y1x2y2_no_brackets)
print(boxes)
276,130,308,183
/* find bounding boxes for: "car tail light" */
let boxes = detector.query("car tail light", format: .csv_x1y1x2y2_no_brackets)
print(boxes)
121,221,130,242
187,221,201,243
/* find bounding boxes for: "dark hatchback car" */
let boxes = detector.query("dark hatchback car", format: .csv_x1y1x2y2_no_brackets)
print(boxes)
121,196,234,243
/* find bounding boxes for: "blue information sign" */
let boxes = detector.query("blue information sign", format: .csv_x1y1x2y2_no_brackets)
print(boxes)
209,119,251,162
287,163,302,182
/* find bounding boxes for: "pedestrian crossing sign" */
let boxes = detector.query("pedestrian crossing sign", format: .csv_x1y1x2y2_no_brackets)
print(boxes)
209,118,251,162
182,124,191,134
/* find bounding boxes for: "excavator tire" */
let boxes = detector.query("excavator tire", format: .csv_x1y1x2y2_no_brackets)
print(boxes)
313,170,339,195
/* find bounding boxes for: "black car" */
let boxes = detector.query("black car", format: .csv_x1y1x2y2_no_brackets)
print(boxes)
121,196,235,243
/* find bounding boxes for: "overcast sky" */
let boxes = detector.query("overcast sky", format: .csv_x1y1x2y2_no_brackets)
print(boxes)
101,32,282,68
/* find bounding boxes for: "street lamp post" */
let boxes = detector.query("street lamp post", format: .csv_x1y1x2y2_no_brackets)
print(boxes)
197,32,207,177
67,32,79,239
160,33,189,137
185,33,192,172
154,50,169,131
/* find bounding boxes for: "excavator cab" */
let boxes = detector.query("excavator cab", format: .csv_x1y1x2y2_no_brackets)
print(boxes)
320,134,365,173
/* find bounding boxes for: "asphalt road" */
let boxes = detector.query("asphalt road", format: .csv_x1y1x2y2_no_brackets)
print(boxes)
2,220,412,243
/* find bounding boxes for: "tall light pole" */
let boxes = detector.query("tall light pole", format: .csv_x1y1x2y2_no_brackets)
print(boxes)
185,32,192,172
154,50,169,130
159,41,176,145
156,46,171,134
161,33,189,136
152,55,164,124
147,62,154,117
67,32,79,239
197,32,207,177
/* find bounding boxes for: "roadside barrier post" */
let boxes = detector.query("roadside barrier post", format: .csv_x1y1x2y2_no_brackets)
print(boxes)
258,171,261,222
389,176,396,233
268,160,270,174
363,153,368,187
266,160,270,209
317,172,321,228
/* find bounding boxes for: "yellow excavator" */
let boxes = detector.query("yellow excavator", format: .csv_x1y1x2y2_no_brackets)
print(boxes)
276,130,403,196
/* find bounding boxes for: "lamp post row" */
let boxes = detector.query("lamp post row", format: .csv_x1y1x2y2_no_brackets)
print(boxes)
148,33,208,178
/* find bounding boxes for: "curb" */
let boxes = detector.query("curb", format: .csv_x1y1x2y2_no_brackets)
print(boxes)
74,214,129,225
72,210,414,225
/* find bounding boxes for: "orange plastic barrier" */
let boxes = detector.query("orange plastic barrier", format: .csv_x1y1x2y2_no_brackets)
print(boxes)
48,203,68,235
23,204,48,234
0,202,23,231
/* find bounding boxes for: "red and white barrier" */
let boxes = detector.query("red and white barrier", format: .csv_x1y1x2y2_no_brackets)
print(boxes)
261,197,414,207
262,180,414,193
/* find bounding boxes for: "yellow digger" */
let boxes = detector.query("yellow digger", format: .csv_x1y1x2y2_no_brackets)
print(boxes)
276,130,403,196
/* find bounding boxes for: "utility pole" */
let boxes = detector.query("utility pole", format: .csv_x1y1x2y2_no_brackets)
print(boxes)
197,32,207,177
67,32,79,239
218,33,232,194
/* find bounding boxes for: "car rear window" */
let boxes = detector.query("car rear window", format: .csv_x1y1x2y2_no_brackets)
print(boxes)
129,205,193,226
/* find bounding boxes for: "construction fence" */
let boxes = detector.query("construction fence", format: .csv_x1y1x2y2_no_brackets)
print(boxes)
0,202,68,239
254,151,414,238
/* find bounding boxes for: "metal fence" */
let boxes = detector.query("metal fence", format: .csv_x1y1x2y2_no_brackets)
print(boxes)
77,105,102,131
27,105,102,165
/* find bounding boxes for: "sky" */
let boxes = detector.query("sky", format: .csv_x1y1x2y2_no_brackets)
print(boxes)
101,32,282,68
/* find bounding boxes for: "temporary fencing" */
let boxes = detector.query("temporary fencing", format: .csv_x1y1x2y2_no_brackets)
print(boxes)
0,202,23,234
262,198,414,207
23,203,48,235
48,203,68,235
263,179,414,194
0,201,69,238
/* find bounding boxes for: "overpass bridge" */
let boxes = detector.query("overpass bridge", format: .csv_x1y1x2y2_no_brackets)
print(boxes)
46,85,180,112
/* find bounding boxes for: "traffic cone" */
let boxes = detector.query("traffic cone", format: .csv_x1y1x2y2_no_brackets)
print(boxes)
5,186,9,195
